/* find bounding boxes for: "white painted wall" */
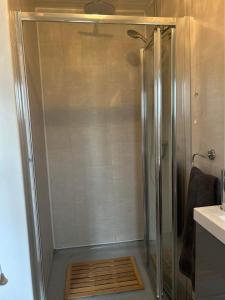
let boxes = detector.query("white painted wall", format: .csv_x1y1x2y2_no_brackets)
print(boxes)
0,1,34,299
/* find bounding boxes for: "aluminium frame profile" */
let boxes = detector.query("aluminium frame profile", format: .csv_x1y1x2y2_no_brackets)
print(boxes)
13,11,46,300
20,11,176,26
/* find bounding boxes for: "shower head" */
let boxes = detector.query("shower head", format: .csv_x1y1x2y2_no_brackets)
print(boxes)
127,30,147,44
84,0,115,15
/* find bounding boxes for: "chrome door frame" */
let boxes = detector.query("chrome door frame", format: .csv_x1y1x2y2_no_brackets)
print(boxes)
19,12,176,25
171,28,177,300
12,12,46,300
140,48,150,267
154,27,163,299
13,11,177,300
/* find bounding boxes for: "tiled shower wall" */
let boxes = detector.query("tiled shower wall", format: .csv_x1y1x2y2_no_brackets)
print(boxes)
38,22,145,249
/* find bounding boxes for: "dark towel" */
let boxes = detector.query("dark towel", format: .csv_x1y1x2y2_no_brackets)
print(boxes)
179,167,221,287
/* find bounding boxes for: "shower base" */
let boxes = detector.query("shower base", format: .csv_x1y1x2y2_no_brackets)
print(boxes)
47,241,163,300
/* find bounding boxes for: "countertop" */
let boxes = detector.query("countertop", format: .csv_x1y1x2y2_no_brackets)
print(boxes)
194,205,225,245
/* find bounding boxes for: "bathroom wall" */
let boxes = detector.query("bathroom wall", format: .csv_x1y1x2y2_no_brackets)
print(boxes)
6,0,54,291
155,0,225,178
190,1,224,177
0,0,35,299
155,0,190,17
8,0,54,287
8,0,35,10
38,22,146,249
34,0,154,15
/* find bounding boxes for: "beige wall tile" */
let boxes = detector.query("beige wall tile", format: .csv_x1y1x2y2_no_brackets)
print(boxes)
39,22,145,248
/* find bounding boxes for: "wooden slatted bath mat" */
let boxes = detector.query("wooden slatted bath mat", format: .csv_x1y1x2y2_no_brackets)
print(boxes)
64,256,144,299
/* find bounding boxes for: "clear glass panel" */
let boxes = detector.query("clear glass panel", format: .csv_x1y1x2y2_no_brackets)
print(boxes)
143,27,175,299
161,28,174,297
142,36,158,295
34,21,146,249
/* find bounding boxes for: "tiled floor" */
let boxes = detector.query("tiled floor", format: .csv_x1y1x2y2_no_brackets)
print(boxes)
47,241,158,300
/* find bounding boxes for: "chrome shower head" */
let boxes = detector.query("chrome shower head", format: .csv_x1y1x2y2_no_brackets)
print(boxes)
84,0,115,15
127,30,147,44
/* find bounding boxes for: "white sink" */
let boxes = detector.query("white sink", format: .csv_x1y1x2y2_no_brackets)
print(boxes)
194,205,225,245
219,215,225,222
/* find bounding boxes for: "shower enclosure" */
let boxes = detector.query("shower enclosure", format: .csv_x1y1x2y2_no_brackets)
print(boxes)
14,11,179,300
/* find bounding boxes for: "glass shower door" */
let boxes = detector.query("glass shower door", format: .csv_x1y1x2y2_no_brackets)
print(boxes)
161,28,176,298
141,27,163,299
141,27,176,299
161,28,176,299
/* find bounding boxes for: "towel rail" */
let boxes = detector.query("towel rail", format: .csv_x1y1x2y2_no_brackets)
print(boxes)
192,149,216,164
